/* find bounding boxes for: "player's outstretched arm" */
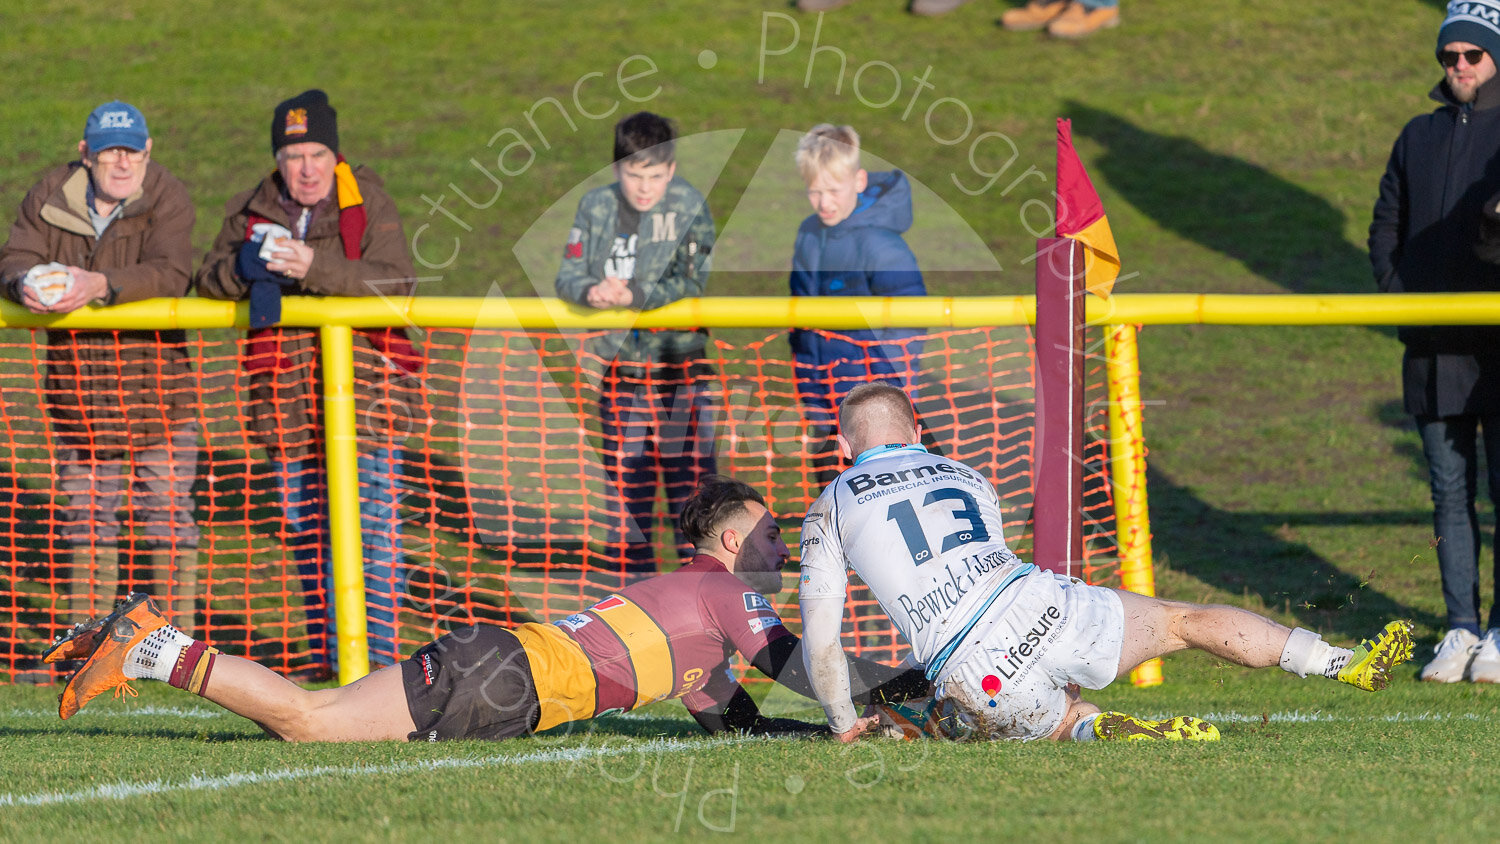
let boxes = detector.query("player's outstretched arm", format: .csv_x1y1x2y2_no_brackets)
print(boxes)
687,685,830,737
750,635,930,705
797,500,881,740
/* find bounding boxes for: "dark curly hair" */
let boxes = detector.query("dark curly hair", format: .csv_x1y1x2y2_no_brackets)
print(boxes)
679,475,765,548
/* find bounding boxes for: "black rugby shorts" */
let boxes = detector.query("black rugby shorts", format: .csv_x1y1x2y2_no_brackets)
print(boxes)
401,624,542,741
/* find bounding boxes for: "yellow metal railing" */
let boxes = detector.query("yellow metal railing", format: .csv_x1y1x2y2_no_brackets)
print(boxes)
10,291,1491,680
1087,292,1500,325
10,292,1500,330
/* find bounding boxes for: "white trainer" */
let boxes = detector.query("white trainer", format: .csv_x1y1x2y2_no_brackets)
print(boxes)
1469,629,1500,683
1420,628,1479,683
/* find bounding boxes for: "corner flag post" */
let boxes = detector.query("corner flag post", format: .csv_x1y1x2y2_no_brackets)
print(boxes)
1038,116,1162,685
1034,117,1122,577
1033,237,1087,577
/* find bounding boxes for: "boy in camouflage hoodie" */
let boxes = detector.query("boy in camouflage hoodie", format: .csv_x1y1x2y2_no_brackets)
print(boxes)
556,112,718,576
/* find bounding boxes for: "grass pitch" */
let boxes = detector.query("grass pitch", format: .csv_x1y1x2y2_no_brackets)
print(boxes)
4,654,1500,842
2,0,1496,840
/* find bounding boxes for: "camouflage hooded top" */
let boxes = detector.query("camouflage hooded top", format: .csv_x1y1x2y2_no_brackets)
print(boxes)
554,176,715,365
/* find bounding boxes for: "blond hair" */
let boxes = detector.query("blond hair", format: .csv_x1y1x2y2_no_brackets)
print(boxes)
796,123,861,183
838,383,918,450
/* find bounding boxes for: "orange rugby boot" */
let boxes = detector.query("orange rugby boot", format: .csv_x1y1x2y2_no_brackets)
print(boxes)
56,593,167,720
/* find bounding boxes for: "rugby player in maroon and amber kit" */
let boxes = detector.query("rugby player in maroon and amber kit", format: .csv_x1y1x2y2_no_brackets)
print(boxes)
47,476,930,740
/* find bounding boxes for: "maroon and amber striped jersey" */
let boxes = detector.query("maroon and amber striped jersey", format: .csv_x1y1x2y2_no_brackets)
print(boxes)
511,556,792,731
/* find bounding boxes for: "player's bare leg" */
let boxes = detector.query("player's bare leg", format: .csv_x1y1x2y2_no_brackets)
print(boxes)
1112,590,1290,676
1111,589,1414,691
49,593,417,741
1055,590,1413,742
203,658,415,742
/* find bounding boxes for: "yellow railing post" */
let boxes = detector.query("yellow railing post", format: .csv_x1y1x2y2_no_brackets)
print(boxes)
1105,324,1163,687
320,324,370,683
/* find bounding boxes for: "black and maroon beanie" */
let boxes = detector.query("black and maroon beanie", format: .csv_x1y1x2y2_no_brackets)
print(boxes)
271,89,338,155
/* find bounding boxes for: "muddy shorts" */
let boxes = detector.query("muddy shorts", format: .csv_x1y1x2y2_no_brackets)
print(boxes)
401,624,542,741
935,571,1124,741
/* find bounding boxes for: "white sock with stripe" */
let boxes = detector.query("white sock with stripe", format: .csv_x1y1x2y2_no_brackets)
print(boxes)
1070,713,1101,742
1279,627,1352,678
124,625,194,682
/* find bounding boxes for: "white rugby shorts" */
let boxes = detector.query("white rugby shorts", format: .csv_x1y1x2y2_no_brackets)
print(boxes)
934,571,1124,741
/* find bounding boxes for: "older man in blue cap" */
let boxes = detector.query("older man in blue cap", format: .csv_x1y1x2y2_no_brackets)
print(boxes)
0,101,200,648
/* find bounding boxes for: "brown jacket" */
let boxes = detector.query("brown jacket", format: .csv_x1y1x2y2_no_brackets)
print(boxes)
195,166,419,460
0,161,196,458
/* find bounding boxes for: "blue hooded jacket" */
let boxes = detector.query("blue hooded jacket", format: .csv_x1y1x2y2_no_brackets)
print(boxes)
788,170,926,413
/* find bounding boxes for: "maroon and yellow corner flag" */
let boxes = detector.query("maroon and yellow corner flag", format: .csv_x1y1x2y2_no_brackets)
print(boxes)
1056,118,1120,298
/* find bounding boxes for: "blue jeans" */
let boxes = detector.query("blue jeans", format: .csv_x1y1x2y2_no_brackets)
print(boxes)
275,448,405,666
598,359,718,573
1080,0,1118,7
796,348,922,484
1417,415,1500,634
794,348,922,431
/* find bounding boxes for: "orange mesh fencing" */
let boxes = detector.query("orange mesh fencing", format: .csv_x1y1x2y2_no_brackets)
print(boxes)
0,325,1123,682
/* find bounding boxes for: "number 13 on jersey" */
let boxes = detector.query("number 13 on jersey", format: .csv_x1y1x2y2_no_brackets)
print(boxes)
885,487,991,565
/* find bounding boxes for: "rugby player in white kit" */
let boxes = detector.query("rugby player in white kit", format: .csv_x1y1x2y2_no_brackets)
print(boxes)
798,384,1417,742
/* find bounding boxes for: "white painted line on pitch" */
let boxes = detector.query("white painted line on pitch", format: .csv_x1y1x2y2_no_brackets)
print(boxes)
0,736,745,810
5,705,227,719
1146,710,1489,724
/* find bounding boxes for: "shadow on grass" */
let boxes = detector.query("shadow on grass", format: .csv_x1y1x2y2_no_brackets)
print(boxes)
1376,397,1430,482
1066,103,1391,311
1149,465,1442,638
0,725,266,741
536,715,706,741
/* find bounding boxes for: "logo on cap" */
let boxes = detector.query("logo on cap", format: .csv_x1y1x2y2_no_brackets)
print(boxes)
96,110,135,130
285,108,308,136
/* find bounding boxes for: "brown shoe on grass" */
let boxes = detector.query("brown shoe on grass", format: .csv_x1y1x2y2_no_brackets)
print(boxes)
1046,1,1120,38
1000,0,1069,31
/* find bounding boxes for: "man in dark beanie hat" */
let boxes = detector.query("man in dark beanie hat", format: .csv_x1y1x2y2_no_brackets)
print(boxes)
1434,1,1500,74
197,89,420,680
271,89,339,156
1370,0,1500,684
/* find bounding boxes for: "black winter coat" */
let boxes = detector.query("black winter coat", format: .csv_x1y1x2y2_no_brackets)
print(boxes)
1370,78,1500,417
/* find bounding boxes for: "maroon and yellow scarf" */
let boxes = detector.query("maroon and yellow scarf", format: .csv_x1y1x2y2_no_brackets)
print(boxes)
243,156,420,374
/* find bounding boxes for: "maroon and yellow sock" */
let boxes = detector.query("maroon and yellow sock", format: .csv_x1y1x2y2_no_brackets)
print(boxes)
167,641,220,696
124,626,218,696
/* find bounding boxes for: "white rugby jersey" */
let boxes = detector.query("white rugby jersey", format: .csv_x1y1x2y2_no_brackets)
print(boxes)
799,445,1033,729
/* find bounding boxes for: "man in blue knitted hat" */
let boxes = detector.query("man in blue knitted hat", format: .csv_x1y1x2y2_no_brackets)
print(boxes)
1370,0,1500,684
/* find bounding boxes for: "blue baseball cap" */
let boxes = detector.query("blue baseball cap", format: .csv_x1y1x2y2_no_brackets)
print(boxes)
83,101,149,151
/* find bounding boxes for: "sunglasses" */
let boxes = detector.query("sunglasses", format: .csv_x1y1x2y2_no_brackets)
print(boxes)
1440,48,1487,68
